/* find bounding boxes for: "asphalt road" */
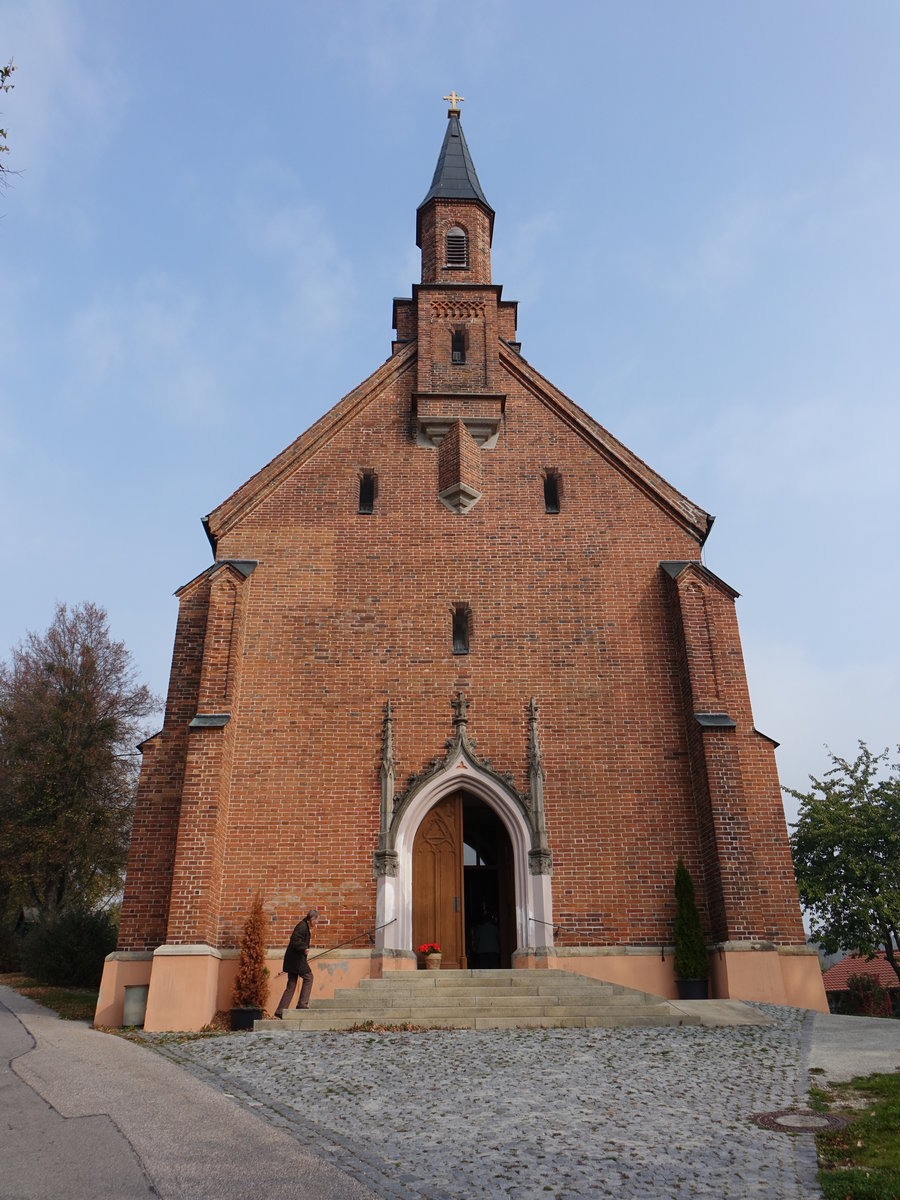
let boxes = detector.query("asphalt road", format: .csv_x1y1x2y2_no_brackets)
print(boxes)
0,986,375,1200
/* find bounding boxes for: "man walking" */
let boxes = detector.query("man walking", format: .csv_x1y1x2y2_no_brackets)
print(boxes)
275,908,320,1016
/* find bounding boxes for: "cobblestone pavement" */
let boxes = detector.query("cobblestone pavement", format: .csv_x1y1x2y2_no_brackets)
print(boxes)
149,1006,821,1199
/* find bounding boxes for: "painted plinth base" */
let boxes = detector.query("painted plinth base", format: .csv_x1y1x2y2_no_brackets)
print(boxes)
551,944,828,1012
710,945,828,1012
96,942,828,1031
97,946,381,1032
94,952,154,1027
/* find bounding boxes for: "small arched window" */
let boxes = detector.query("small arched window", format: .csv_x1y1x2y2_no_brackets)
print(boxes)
446,226,468,268
543,471,561,514
452,603,471,654
358,471,376,514
451,331,466,364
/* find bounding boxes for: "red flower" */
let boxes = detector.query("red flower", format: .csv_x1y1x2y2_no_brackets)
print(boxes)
417,942,441,955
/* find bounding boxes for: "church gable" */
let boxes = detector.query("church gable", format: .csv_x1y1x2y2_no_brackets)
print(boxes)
205,327,712,558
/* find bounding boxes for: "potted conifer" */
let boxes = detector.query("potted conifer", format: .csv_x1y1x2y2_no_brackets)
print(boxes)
230,893,269,1030
673,857,709,1000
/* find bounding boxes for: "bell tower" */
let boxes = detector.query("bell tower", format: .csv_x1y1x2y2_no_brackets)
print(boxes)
393,95,520,510
415,92,495,287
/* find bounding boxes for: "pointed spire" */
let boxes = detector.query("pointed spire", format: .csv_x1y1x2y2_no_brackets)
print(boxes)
416,108,494,246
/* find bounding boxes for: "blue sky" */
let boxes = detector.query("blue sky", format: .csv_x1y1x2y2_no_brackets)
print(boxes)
2,2,898,826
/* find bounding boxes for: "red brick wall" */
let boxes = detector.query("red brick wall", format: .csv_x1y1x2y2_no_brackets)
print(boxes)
164,566,251,945
665,566,805,945
118,580,209,950
197,361,777,952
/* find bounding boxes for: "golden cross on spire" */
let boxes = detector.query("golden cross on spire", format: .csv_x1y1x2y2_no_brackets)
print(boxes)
443,89,464,114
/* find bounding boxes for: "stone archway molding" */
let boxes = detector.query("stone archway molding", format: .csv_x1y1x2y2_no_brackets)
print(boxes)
374,694,554,958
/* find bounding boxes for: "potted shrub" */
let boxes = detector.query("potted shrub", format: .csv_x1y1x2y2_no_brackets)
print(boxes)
230,893,269,1029
673,858,709,999
418,941,442,970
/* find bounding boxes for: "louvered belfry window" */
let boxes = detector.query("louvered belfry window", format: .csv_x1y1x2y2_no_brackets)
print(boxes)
446,226,468,268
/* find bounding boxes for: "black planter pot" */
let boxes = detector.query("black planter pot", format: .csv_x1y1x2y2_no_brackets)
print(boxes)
675,979,709,1000
230,1006,262,1031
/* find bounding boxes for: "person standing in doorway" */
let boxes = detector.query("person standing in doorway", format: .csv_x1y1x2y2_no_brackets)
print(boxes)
275,908,320,1016
473,910,501,969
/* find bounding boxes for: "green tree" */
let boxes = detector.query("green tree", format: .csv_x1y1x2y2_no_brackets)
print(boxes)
788,742,900,987
673,856,708,980
0,602,157,919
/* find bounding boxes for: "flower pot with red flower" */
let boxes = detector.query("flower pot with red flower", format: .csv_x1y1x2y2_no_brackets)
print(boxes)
418,942,442,970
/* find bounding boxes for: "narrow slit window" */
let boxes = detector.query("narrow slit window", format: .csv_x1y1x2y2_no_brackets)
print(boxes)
358,472,376,514
543,472,561,514
446,226,468,268
451,331,466,364
452,604,470,654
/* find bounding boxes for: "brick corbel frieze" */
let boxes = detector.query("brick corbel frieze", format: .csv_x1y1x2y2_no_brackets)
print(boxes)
164,561,255,947
661,561,759,943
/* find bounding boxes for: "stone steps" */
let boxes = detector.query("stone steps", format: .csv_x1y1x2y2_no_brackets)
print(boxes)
255,968,708,1032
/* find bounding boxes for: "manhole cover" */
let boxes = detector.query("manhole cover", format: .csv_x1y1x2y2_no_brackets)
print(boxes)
775,1113,830,1130
752,1109,848,1133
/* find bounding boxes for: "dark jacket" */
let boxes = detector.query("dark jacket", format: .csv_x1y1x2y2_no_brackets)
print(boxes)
283,918,312,975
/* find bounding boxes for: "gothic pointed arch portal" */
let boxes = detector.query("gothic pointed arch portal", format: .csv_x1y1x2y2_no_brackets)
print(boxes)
374,708,555,961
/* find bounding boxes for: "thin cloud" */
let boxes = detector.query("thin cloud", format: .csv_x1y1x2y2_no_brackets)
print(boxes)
4,0,125,213
64,274,229,427
628,188,809,300
245,201,358,353
684,394,900,506
499,209,562,306
749,638,899,825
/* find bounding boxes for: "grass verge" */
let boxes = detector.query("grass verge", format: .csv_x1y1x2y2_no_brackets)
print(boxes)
814,1072,900,1199
0,972,98,1021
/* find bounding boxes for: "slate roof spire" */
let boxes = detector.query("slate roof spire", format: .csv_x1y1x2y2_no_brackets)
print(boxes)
416,102,495,247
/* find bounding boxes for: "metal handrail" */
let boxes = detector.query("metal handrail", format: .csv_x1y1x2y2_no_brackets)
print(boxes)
529,916,563,937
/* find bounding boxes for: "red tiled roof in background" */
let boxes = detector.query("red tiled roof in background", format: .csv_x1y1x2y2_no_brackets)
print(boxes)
822,952,899,991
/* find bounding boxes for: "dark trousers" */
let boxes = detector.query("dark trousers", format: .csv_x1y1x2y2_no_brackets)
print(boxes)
276,960,313,1012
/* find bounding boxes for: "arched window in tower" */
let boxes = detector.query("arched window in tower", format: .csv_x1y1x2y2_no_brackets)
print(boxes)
451,331,466,364
445,226,468,268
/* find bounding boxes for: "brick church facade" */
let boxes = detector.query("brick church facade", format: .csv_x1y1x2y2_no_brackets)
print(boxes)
97,105,826,1030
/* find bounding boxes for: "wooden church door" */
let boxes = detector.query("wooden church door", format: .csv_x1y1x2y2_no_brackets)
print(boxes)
412,792,466,968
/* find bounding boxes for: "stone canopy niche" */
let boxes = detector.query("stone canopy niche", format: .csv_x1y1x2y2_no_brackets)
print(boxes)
414,392,505,449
